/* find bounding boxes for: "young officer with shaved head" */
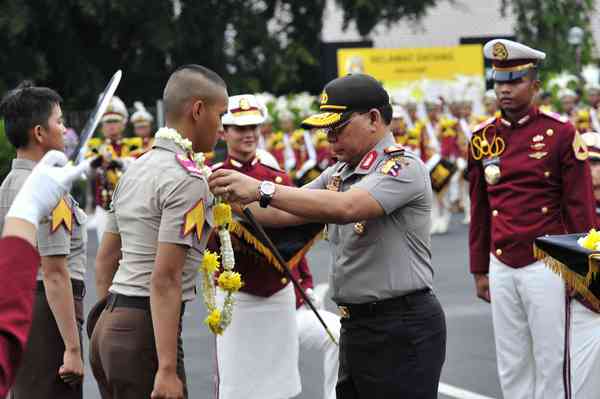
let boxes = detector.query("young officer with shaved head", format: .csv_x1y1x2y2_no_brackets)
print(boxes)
89,65,228,399
469,39,596,399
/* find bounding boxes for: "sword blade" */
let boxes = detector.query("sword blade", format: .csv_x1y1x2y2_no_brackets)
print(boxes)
72,70,123,164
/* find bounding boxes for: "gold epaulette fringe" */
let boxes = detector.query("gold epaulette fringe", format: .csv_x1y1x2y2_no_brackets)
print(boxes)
533,244,600,310
228,221,322,273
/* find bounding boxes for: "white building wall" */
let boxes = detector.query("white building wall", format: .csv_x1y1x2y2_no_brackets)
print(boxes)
322,0,600,53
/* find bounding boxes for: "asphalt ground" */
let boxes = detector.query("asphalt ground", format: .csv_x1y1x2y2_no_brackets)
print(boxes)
80,214,503,398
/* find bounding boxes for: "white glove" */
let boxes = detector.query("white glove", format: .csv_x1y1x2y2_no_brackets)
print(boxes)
305,288,323,310
6,150,91,228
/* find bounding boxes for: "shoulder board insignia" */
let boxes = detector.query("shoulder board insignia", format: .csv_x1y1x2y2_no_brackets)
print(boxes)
472,117,496,133
540,110,569,124
175,154,205,178
51,197,73,233
210,162,224,171
384,145,405,155
182,200,205,240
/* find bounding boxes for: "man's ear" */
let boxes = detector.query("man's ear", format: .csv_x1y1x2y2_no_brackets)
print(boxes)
31,125,44,144
192,99,205,121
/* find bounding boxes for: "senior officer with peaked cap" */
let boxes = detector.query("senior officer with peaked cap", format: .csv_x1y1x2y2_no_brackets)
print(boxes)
468,39,596,399
209,73,446,399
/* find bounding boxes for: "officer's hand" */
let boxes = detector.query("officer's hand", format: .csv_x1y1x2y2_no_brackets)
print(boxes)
473,273,491,303
59,349,84,387
5,150,91,228
208,169,261,205
151,369,184,399
305,288,323,309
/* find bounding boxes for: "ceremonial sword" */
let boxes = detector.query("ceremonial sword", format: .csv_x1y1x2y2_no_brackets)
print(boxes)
241,208,339,346
71,70,123,164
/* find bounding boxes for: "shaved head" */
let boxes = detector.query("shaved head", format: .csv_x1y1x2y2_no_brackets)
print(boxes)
163,64,227,120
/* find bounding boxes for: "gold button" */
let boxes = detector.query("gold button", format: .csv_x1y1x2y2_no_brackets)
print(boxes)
544,171,551,178
492,210,499,217
496,248,503,256
546,129,554,136
275,176,283,183
281,278,288,284
542,206,548,214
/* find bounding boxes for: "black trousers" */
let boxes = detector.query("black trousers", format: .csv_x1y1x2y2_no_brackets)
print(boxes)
336,290,446,399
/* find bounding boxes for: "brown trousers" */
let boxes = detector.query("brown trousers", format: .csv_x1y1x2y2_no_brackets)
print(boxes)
10,280,85,399
89,299,187,399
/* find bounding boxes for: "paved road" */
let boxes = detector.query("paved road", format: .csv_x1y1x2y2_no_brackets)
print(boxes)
81,215,502,398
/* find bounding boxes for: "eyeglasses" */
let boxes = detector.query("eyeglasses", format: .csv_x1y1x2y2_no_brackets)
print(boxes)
324,112,368,138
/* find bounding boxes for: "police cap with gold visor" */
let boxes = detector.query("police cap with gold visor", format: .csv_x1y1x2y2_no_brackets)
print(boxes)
301,73,390,129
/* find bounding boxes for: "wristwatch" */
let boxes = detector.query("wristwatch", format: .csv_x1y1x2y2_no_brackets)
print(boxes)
258,180,276,208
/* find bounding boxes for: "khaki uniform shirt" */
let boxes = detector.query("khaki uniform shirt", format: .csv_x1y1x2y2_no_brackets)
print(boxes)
107,137,213,301
305,133,434,304
0,159,87,281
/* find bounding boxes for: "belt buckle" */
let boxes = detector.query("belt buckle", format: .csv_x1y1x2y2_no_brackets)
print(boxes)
338,305,350,319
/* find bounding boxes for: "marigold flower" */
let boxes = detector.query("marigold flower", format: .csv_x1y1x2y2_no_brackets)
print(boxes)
217,271,243,292
205,309,223,335
202,250,220,274
213,203,232,227
579,229,600,250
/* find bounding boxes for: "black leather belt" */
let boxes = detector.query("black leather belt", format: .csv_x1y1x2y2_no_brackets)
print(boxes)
338,288,432,320
36,279,86,299
105,293,187,314
106,293,150,311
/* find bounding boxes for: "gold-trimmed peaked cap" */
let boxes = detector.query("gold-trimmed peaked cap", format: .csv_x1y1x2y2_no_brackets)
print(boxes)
484,39,546,82
301,74,390,128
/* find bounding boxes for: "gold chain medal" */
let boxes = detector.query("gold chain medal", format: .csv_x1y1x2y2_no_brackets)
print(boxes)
471,125,506,185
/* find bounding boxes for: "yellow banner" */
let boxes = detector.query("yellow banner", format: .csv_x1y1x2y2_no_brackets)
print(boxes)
337,45,484,84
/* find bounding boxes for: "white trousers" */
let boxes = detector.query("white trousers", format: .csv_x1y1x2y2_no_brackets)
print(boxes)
216,285,300,399
571,300,600,398
296,307,341,399
95,205,108,244
489,255,566,399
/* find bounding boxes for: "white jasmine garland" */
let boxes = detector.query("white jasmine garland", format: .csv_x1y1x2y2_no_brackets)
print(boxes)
156,126,239,335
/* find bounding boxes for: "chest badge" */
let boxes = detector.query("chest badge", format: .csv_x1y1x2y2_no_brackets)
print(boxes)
529,152,548,160
353,222,366,235
531,143,546,151
327,175,342,191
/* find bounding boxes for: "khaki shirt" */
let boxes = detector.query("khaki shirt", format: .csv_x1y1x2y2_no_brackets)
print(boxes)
107,137,213,301
305,133,434,304
0,158,87,281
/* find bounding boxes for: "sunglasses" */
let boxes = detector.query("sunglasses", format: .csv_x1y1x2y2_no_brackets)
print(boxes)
324,111,369,137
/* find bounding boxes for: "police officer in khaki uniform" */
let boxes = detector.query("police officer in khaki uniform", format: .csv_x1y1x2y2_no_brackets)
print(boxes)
0,82,86,398
209,74,446,399
89,64,228,399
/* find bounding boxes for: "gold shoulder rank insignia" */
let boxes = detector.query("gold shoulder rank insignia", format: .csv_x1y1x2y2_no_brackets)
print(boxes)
182,200,205,240
573,130,589,161
51,197,73,233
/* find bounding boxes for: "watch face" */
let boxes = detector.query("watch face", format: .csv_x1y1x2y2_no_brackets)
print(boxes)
261,181,276,196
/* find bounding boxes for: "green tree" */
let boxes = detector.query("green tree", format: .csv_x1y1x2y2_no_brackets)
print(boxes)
500,0,595,78
335,0,438,37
